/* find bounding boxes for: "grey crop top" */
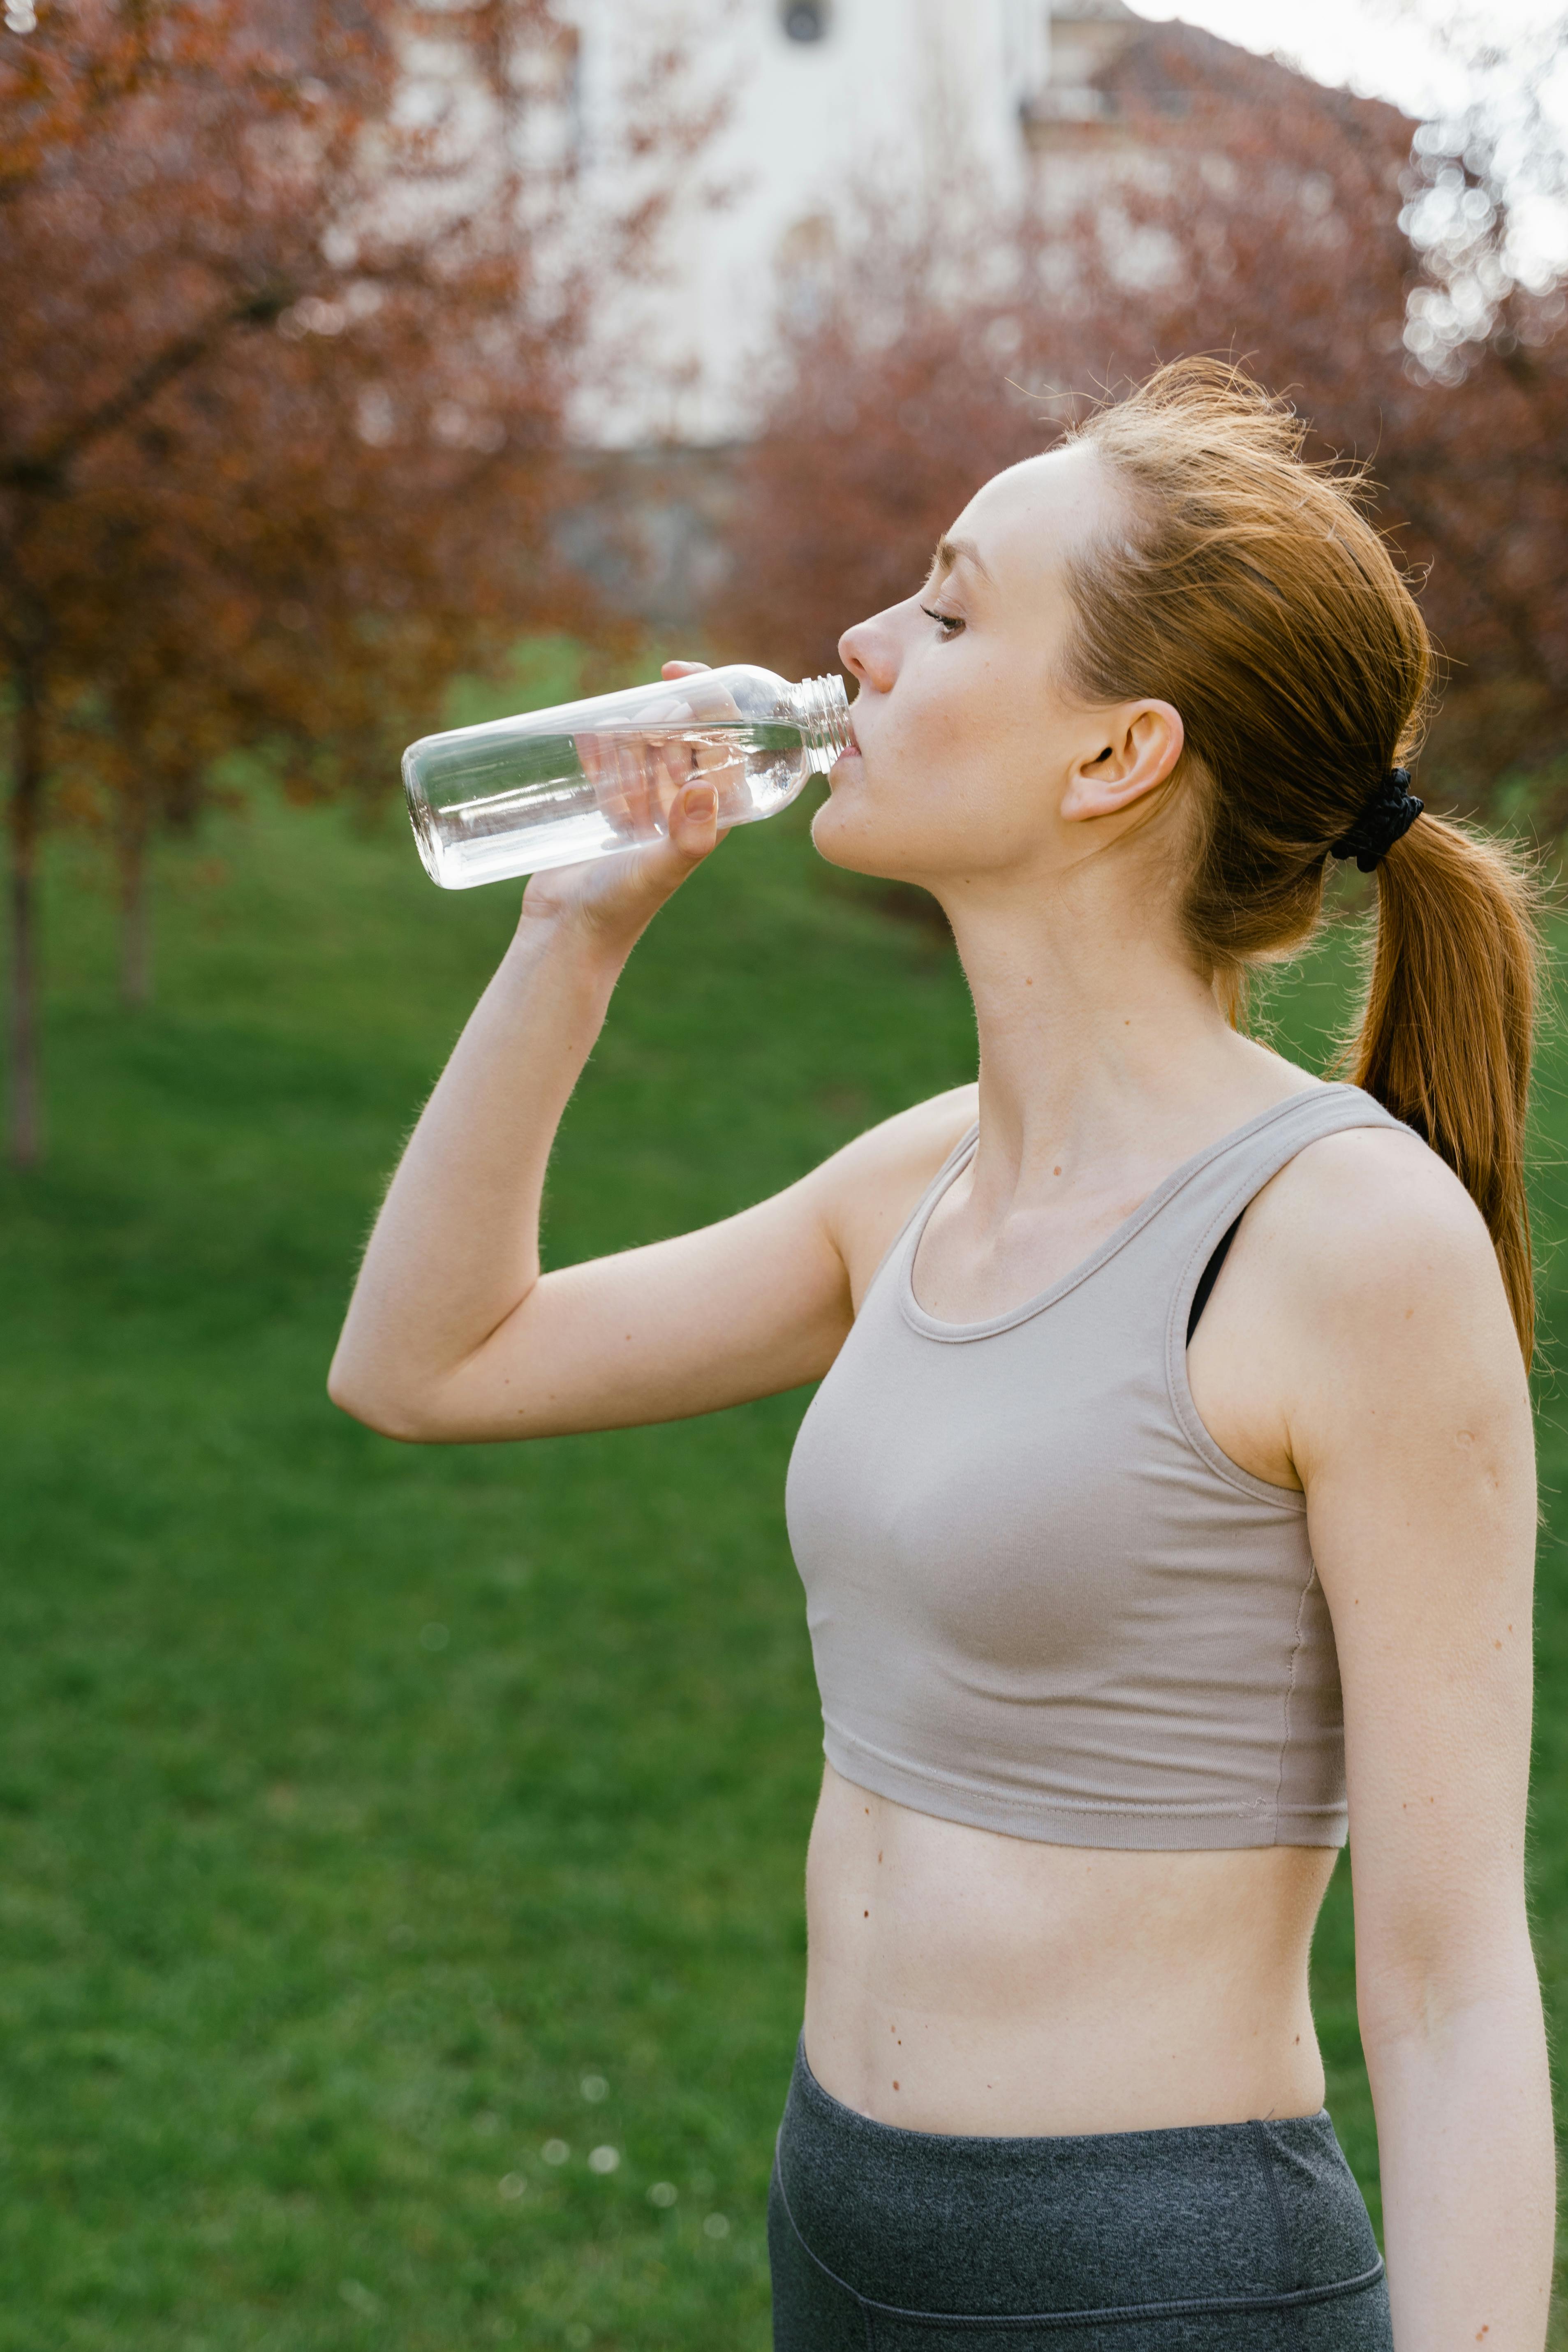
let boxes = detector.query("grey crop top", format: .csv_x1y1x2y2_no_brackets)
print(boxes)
785,1084,1414,1851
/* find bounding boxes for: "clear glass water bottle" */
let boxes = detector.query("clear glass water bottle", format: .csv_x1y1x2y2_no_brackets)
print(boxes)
402,664,854,889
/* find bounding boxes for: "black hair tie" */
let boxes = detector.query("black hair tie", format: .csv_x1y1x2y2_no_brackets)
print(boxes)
1330,768,1424,874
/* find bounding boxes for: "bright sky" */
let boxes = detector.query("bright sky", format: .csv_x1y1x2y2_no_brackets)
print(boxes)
1133,0,1568,274
1133,0,1543,116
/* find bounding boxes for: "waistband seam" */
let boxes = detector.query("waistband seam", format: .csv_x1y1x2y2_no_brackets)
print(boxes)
792,2035,1332,2154
1249,2118,1307,2352
772,2157,1387,2333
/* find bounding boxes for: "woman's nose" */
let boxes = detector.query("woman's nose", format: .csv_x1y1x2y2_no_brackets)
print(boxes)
839,614,895,694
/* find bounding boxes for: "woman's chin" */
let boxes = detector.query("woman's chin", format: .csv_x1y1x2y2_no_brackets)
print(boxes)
809,796,919,882
809,794,875,873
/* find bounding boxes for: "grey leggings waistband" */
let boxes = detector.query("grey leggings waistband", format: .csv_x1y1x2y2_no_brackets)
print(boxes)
769,2037,1391,2349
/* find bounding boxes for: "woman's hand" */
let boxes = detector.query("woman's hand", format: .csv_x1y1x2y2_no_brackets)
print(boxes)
521,661,731,952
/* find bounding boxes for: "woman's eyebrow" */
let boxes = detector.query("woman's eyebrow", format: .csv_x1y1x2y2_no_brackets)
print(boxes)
932,533,994,586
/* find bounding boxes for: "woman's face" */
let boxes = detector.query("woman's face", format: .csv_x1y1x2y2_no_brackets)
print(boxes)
816,444,1178,893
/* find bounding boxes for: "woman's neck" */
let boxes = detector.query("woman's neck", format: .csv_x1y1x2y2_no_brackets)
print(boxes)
938,866,1301,1210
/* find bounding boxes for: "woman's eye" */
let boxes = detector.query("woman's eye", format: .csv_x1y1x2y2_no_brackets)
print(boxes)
920,606,965,638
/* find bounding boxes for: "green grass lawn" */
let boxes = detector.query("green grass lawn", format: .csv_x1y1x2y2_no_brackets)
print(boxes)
1,753,1565,2350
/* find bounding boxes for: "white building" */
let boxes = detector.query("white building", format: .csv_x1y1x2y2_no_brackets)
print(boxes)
565,0,1145,446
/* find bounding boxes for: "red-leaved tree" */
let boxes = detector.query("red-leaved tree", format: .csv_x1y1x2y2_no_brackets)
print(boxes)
0,0,708,1162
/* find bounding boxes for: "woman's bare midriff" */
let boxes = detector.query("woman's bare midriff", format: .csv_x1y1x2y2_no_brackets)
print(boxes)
801,1758,1337,2137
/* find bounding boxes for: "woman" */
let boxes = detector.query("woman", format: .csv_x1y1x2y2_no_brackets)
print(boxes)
329,364,1554,2348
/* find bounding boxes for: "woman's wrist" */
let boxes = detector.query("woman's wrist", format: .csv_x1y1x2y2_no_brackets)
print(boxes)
508,894,638,993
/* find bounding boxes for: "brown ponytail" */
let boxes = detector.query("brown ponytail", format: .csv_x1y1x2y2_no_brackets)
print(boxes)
1348,817,1540,1361
1062,361,1543,1362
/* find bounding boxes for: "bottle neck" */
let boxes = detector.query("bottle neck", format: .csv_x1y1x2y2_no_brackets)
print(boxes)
792,673,854,773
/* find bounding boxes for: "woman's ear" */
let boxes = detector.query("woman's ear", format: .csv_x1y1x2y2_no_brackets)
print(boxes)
1060,701,1184,823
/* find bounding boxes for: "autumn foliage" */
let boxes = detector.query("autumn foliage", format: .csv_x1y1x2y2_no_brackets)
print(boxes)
0,0,689,1161
717,24,1568,832
7,7,1566,1166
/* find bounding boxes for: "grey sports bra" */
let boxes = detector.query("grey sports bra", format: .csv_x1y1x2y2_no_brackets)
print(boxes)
784,1084,1415,1851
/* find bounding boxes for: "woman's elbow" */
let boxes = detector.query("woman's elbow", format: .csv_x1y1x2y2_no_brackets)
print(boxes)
326,1352,438,1443
1355,1912,1540,2056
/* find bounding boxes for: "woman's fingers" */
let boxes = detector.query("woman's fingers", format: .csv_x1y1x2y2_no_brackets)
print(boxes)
520,678,730,936
584,779,721,915
658,781,719,875
667,777,721,858
520,775,725,939
661,659,711,679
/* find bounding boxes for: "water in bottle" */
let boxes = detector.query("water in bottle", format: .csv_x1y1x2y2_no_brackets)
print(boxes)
403,665,854,888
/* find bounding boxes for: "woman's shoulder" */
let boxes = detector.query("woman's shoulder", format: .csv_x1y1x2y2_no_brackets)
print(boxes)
1199,1089,1530,1509
1265,1096,1481,1250
840,1083,980,1187
804,1084,979,1303
1244,1096,1519,1379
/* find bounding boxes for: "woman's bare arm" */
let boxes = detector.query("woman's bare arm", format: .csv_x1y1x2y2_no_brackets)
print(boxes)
327,757,974,1443
1276,1133,1553,2351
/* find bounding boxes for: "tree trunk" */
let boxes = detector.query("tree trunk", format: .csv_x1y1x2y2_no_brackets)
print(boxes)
117,814,153,1008
7,659,44,1168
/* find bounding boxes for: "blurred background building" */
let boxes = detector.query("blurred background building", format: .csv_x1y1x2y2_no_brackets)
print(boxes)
562,0,1293,449
571,0,1058,448
548,0,1409,626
